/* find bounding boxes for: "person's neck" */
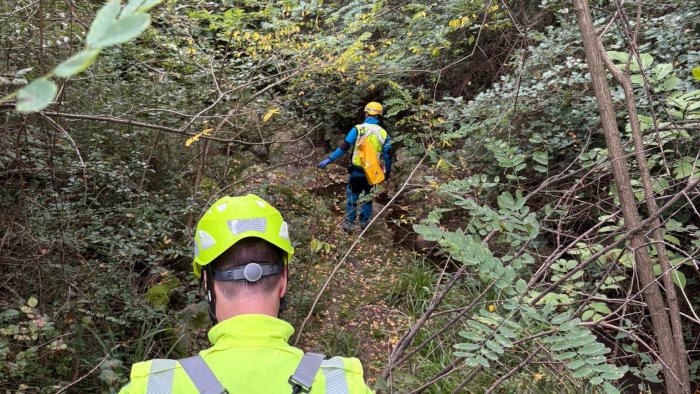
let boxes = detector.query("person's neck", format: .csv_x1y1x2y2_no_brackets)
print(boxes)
216,299,279,321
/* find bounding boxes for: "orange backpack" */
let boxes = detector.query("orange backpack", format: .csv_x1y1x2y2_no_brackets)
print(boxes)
356,133,385,186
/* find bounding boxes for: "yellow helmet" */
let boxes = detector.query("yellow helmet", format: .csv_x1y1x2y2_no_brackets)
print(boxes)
364,101,383,116
192,194,294,278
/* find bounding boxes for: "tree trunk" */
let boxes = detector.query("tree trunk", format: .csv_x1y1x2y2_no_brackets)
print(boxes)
573,1,689,393
598,41,691,389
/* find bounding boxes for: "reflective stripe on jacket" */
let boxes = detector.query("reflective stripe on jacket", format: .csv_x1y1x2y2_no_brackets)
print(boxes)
119,314,373,393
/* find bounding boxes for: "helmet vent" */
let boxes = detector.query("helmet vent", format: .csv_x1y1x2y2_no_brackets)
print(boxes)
197,230,217,250
228,218,267,235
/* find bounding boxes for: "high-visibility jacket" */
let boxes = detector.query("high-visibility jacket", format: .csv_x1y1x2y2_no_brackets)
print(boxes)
119,314,374,393
328,117,392,179
350,123,387,170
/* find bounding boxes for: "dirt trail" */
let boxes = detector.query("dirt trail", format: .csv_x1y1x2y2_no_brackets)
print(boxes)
287,166,417,383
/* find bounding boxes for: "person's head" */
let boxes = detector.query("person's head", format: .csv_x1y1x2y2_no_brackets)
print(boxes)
364,101,383,118
192,195,294,323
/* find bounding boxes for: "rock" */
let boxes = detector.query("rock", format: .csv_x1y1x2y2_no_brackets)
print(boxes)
145,277,182,310
174,301,211,354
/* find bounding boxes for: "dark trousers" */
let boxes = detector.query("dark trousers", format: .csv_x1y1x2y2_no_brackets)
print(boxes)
346,176,373,225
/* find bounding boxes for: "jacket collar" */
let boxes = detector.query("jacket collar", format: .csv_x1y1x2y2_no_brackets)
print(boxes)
363,117,380,125
208,314,294,347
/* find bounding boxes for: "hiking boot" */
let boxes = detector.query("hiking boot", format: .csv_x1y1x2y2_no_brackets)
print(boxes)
341,222,354,234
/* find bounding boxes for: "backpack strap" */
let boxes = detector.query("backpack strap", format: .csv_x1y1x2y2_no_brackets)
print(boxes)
288,352,325,393
178,355,228,394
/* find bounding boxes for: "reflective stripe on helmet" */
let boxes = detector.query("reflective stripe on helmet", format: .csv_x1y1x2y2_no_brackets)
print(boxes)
145,359,176,393
279,221,289,240
321,357,350,394
227,218,267,235
197,230,217,250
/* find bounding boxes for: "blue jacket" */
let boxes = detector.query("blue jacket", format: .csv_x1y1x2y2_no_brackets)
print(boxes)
328,117,392,178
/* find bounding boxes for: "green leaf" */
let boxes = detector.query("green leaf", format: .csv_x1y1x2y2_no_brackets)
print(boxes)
663,75,680,91
578,342,607,356
551,311,572,325
465,357,479,367
493,333,513,348
16,78,58,112
673,157,699,180
485,340,504,355
87,0,121,47
533,151,548,165
481,348,499,361
554,351,577,361
652,264,687,289
671,270,686,289
692,67,700,81
654,63,673,80
497,326,517,339
475,355,490,368
606,51,629,63
27,297,38,307
630,74,644,85
459,331,485,342
572,366,593,378
54,49,101,78
590,377,604,385
515,279,527,295
581,310,595,321
454,343,480,351
90,13,151,49
559,318,581,331
663,233,680,246
639,53,654,70
603,383,620,394
566,359,585,370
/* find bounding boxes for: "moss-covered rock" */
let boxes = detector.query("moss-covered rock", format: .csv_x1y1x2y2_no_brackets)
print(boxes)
145,277,182,310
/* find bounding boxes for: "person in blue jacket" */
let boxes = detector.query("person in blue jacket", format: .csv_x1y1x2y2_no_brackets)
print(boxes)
318,102,392,233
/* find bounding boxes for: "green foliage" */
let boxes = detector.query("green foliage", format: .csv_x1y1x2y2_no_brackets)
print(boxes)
16,78,58,112
2,0,699,392
4,0,163,113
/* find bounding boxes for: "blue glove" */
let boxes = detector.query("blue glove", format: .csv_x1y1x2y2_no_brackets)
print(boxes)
318,158,332,169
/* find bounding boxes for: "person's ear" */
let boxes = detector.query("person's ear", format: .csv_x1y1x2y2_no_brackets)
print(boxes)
279,266,288,298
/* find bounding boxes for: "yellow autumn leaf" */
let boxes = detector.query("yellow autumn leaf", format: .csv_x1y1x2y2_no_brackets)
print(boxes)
263,108,280,123
185,134,200,147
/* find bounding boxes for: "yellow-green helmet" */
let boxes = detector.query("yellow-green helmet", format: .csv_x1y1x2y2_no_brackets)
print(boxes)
192,194,294,278
364,101,383,116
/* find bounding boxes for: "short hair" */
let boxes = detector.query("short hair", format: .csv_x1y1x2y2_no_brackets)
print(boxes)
211,237,284,298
